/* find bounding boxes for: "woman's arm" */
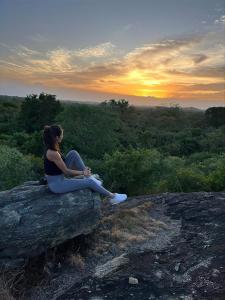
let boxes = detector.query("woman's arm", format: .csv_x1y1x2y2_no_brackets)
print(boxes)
50,151,84,176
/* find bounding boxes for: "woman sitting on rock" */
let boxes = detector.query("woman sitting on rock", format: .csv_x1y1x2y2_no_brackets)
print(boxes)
43,124,127,204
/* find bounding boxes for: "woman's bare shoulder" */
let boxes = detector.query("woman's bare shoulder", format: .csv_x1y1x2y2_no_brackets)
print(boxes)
46,149,60,160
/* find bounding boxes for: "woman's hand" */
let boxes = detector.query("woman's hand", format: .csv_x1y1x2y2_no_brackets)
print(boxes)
83,167,91,176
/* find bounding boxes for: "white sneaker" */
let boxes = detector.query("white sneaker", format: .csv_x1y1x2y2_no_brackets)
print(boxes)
89,175,103,186
109,193,128,205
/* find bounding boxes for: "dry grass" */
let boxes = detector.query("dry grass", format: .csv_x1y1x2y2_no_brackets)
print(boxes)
0,278,15,300
91,201,168,253
67,253,85,271
0,270,23,300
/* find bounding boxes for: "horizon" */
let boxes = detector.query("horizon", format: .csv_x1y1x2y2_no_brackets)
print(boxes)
0,0,224,109
0,93,210,110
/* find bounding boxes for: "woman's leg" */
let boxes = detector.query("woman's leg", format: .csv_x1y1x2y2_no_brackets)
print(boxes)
64,149,86,171
60,149,113,196
49,177,112,196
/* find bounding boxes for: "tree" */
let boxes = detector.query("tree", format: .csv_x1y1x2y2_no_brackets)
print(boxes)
56,103,122,159
205,107,225,128
18,92,63,133
100,99,130,113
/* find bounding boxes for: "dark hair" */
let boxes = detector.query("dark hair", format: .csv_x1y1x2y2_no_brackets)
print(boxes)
43,124,63,153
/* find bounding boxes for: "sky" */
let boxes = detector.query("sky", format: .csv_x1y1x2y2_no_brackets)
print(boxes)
0,0,224,109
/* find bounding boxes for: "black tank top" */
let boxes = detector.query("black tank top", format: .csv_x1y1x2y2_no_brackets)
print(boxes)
44,149,66,175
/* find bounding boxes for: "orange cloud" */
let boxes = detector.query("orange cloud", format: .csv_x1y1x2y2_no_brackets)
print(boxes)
0,31,224,105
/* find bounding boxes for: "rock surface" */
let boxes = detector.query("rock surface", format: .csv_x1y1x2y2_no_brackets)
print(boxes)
23,191,225,300
0,180,101,269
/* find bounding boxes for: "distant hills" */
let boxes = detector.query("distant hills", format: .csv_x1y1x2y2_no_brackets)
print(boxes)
0,94,210,111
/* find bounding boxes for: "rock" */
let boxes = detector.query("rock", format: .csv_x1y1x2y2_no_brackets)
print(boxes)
94,254,129,279
12,191,225,300
155,270,163,279
0,180,101,269
175,262,181,271
120,191,225,299
212,268,220,277
128,276,139,285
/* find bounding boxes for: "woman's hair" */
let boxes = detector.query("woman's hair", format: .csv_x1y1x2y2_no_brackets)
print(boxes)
43,124,63,153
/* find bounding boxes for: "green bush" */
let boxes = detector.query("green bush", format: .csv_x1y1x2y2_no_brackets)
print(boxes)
0,131,44,156
175,168,209,192
142,155,215,193
102,148,163,196
56,103,121,159
27,154,44,178
0,145,35,191
207,155,225,191
152,155,185,192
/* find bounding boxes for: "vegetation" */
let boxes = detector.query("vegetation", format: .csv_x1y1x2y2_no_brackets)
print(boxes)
0,145,35,190
0,94,224,194
18,92,63,133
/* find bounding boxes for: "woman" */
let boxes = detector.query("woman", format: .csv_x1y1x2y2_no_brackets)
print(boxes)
43,124,127,204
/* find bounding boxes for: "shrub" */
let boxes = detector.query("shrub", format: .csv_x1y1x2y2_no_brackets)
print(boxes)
102,148,163,195
207,154,225,191
0,145,35,191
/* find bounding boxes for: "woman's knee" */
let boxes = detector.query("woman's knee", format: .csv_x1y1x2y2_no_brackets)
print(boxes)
79,177,95,188
69,149,79,157
87,178,98,187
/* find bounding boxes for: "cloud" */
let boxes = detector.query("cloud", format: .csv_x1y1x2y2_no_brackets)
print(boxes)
187,82,224,91
0,43,41,59
72,42,116,58
46,48,74,72
192,54,208,64
15,45,40,57
0,30,224,103
214,15,225,24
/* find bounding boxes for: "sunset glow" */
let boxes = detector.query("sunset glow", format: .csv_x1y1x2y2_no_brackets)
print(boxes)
0,0,224,108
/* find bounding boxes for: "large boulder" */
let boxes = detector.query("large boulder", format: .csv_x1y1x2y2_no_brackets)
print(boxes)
22,191,225,300
0,180,102,269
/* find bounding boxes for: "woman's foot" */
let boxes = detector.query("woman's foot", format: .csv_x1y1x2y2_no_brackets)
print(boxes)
109,193,128,205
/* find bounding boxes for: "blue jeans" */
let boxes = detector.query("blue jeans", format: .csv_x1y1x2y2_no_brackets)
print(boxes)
45,149,111,196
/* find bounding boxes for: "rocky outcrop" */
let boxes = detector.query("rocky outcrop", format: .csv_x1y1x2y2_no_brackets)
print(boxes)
0,180,101,269
23,191,225,300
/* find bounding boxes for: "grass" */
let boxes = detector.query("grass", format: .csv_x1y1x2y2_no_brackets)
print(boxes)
90,201,168,253
0,267,23,300
67,253,85,271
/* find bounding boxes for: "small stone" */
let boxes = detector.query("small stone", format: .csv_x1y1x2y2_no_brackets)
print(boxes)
80,285,90,290
212,268,220,277
175,262,181,271
129,276,139,285
155,270,163,279
43,265,51,275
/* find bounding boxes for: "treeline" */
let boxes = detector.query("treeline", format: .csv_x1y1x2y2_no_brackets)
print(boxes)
0,93,224,194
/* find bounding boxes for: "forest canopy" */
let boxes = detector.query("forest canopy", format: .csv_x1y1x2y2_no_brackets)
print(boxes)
0,94,224,194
